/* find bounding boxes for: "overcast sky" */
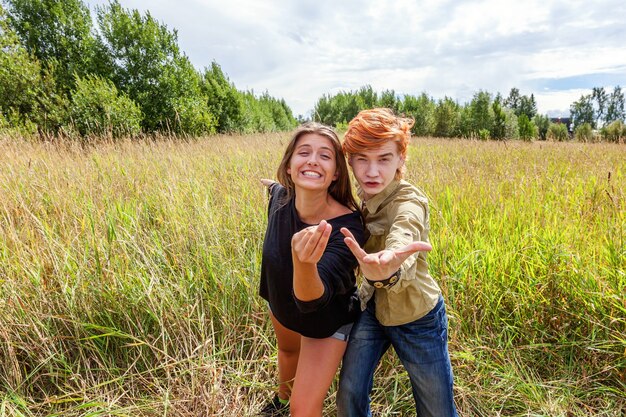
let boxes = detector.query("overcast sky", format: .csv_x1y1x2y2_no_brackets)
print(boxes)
83,0,626,118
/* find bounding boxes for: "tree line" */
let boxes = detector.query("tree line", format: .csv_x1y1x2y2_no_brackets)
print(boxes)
0,0,297,139
313,85,626,143
1,0,625,142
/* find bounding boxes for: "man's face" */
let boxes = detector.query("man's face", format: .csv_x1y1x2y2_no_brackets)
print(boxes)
348,141,404,201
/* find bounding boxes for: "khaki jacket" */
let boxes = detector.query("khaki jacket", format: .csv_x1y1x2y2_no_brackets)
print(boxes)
359,180,441,326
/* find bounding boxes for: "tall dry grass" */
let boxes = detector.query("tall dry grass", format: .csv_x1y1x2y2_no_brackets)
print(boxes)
0,134,624,416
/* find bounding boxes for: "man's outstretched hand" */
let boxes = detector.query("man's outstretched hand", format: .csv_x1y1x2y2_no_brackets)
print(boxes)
340,227,432,282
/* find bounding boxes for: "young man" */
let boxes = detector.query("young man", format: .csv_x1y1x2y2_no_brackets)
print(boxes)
337,108,458,417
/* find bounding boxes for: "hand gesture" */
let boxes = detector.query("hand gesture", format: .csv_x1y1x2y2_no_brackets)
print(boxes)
292,220,332,264
340,227,432,281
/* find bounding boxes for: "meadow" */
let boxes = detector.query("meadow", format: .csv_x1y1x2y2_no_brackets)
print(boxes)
0,134,624,416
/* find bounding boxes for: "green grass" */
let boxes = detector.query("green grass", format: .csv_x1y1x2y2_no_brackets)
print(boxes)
1,135,624,416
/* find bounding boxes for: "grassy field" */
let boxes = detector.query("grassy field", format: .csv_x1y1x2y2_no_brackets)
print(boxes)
0,134,624,416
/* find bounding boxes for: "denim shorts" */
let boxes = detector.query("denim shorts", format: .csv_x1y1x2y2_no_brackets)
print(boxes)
330,322,353,342
268,302,353,341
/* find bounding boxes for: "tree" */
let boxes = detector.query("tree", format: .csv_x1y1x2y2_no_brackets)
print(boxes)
202,61,245,133
591,87,608,127
95,1,210,133
517,114,537,141
467,90,493,138
504,87,521,111
518,94,537,120
356,85,377,109
491,99,506,140
533,114,550,140
378,89,399,113
605,86,625,124
401,93,434,137
433,97,460,138
5,0,95,91
70,74,142,138
569,94,595,129
0,5,68,134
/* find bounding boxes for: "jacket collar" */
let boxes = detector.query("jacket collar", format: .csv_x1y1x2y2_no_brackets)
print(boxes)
359,179,401,214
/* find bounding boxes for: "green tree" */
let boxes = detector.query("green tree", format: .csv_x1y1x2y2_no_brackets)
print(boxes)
0,5,68,135
533,114,550,140
570,94,595,129
591,87,608,127
504,87,521,112
433,97,460,138
518,94,537,119
5,0,95,91
356,85,377,109
467,90,493,138
202,61,245,133
0,5,40,125
96,1,211,133
503,108,519,139
378,89,399,113
504,88,536,119
401,93,434,136
70,74,142,138
491,99,506,140
517,114,537,141
313,94,334,126
605,86,625,124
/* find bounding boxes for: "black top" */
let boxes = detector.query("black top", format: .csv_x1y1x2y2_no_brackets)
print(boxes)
259,183,366,338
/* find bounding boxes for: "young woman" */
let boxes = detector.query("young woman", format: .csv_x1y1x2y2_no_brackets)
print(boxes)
259,122,365,417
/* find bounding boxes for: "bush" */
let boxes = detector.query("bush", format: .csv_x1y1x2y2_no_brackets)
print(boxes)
600,120,626,143
547,123,569,141
172,95,217,136
70,75,142,138
574,123,594,142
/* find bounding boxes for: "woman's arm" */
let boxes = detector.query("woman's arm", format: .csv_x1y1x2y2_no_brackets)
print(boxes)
291,220,332,302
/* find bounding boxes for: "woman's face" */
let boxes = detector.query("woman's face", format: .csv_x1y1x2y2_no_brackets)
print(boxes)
287,133,339,193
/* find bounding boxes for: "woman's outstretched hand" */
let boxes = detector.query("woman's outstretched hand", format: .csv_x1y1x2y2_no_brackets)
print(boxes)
292,220,332,264
340,227,432,282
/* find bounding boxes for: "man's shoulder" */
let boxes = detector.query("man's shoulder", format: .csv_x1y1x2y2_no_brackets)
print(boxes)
387,180,428,210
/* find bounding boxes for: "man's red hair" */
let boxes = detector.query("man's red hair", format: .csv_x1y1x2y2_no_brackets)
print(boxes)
343,108,414,179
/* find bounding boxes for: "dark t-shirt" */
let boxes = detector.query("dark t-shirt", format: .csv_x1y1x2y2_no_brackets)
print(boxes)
259,183,365,338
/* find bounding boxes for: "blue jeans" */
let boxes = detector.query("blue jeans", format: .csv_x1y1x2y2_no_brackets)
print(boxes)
337,296,458,417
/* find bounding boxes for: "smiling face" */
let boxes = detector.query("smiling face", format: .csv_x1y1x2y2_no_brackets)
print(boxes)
348,141,404,200
287,133,339,192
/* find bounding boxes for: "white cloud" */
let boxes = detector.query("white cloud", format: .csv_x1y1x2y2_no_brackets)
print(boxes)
84,0,626,117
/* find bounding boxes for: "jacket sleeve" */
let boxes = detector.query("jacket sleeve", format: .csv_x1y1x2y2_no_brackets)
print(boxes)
385,200,428,294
